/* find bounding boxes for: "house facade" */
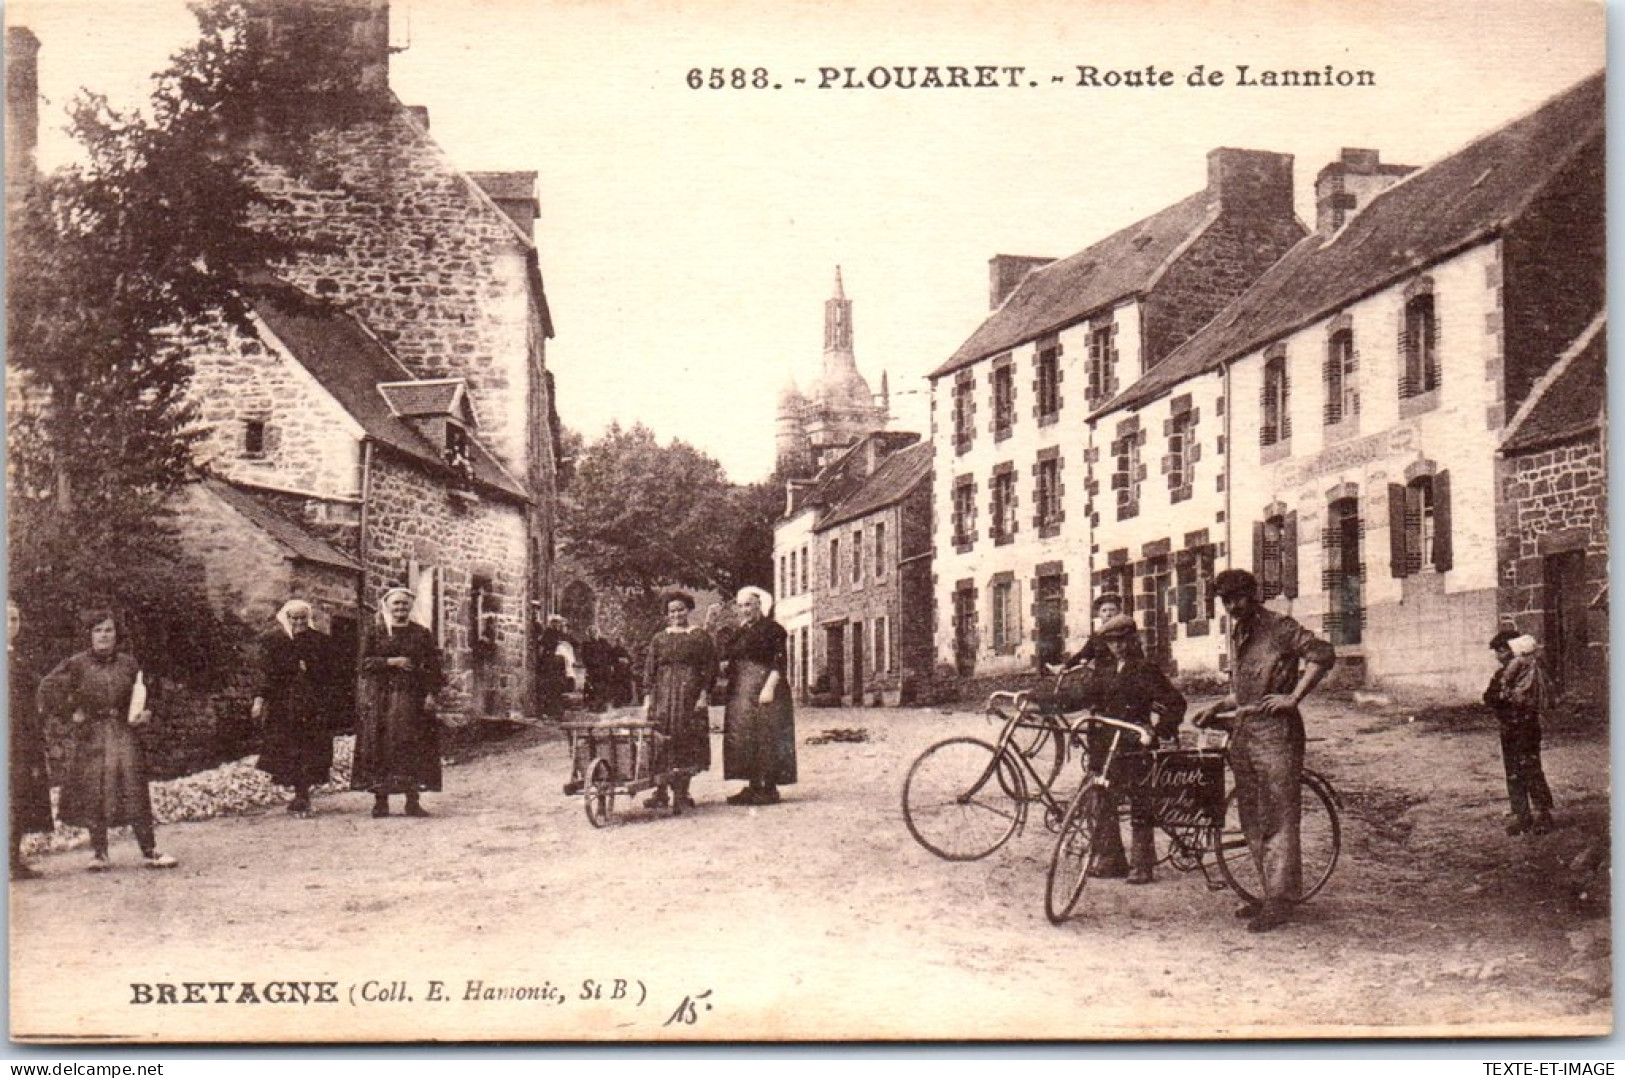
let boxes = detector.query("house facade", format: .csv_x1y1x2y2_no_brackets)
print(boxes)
771,431,924,703
809,441,932,706
928,148,1306,679
1097,74,1604,700
178,0,562,725
1496,314,1608,701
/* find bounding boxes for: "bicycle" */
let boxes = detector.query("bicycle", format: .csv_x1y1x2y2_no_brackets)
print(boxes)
1044,709,1342,924
900,675,1093,862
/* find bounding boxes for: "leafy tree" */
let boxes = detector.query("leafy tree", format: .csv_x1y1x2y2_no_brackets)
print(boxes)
558,424,786,649
6,0,350,684
560,423,736,593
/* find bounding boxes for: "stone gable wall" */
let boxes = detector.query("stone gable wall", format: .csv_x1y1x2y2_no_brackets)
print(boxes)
252,108,544,486
1143,212,1307,368
1499,436,1608,617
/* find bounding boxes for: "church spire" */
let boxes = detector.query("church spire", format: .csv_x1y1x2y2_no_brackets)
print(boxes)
824,265,852,355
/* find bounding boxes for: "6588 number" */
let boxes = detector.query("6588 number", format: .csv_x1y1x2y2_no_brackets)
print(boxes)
687,68,773,89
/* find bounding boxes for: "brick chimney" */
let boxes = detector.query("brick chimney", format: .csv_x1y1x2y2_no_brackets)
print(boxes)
988,254,1055,310
246,0,393,96
6,26,40,210
1206,147,1294,219
1315,148,1416,234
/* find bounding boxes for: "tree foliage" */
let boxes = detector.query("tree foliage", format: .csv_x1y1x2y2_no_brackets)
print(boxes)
558,424,784,664
6,0,350,681
559,423,739,594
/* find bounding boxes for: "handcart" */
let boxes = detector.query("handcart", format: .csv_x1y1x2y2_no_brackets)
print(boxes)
561,717,697,827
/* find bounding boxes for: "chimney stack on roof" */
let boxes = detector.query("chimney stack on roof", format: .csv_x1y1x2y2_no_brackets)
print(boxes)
1315,148,1416,234
1206,147,1295,220
987,254,1055,310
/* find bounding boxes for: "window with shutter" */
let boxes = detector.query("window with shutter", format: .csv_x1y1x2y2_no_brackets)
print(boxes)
1261,353,1290,447
1036,342,1061,420
992,363,1016,439
1401,293,1440,399
1325,329,1358,426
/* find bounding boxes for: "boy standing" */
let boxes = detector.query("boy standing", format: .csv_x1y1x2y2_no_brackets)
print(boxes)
1483,630,1555,836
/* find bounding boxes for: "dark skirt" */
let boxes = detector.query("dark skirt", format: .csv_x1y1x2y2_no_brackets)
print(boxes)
722,660,796,786
352,682,442,794
10,696,53,835
649,666,712,772
257,710,336,788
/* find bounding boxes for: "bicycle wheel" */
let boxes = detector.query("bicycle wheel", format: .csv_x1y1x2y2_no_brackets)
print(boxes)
902,737,1025,861
1008,710,1066,795
1214,770,1342,905
1045,786,1102,925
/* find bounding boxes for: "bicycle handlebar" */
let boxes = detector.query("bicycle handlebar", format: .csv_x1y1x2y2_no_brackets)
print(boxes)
1069,711,1155,745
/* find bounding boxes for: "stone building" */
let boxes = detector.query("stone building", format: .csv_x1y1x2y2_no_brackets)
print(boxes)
927,148,1306,678
1496,313,1608,700
808,441,933,706
773,431,923,701
775,268,891,477
1101,72,1603,700
173,0,562,726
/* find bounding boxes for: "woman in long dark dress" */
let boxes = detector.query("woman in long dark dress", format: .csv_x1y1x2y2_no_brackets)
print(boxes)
721,586,796,806
38,609,177,871
253,599,335,817
352,586,445,818
642,591,717,811
9,601,54,879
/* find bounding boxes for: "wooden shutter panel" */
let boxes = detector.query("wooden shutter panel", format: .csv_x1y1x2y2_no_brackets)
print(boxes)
1433,470,1453,572
1323,346,1340,426
1283,511,1299,599
1388,483,1409,578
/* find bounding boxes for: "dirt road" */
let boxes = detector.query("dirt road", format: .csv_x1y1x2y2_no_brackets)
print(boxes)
8,695,1610,1042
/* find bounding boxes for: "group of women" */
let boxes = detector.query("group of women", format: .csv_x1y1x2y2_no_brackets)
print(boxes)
641,585,796,809
8,580,797,876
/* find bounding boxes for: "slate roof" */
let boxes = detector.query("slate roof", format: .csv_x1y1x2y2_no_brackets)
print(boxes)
930,188,1217,379
203,478,361,573
1096,71,1605,418
248,281,529,502
816,441,933,532
1500,313,1606,455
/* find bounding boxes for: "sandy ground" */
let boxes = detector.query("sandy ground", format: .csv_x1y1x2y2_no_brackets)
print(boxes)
7,693,1610,1044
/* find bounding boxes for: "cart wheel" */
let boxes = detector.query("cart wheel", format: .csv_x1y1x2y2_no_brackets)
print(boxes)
584,758,614,828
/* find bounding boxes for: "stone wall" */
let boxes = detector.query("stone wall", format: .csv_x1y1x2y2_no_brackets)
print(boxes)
1497,435,1608,698
1143,213,1307,369
185,317,363,502
813,503,906,705
249,101,560,635
364,451,531,723
253,108,546,487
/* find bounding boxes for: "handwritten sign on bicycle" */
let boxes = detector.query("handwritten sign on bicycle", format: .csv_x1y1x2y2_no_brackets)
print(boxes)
1130,750,1225,829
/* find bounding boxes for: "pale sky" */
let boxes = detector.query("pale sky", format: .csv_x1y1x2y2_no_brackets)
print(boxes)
10,0,1606,482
